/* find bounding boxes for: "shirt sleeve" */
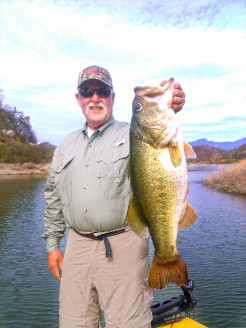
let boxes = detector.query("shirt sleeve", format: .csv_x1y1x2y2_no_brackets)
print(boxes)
41,166,66,252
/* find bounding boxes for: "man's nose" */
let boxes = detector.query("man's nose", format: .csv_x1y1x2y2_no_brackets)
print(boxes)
91,91,100,102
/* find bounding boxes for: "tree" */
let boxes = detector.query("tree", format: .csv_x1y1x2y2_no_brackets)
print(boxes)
0,89,5,107
0,96,37,144
14,109,37,143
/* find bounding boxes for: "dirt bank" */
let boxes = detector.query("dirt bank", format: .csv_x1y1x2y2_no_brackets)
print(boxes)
0,162,51,176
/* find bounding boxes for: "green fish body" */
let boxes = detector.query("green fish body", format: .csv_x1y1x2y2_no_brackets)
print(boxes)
128,79,197,289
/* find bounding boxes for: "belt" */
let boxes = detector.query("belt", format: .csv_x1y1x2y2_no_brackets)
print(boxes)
72,228,126,258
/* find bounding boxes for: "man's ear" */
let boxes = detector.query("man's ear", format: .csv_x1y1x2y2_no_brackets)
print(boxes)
112,91,115,104
75,93,80,104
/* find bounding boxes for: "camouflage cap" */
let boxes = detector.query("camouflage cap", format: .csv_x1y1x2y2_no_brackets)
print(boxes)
77,65,113,89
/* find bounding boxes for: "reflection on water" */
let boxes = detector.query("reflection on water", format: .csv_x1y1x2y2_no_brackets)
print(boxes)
0,176,67,328
0,166,245,328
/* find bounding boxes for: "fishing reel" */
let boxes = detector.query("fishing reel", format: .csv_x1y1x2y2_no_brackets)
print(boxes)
151,280,197,327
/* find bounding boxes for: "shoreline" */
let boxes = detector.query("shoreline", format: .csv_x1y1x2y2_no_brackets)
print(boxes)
1,161,245,196
0,162,228,176
0,162,212,176
0,163,51,176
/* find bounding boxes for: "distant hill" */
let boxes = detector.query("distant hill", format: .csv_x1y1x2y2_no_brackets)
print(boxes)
39,141,56,148
188,144,246,164
0,133,55,164
190,138,246,150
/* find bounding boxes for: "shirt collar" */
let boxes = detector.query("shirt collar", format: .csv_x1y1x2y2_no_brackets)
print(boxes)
82,116,115,137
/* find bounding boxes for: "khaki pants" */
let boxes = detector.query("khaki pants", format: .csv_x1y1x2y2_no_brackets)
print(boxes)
59,228,153,328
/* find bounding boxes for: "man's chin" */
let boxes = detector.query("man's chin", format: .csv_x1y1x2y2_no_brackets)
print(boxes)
88,112,107,119
87,116,108,127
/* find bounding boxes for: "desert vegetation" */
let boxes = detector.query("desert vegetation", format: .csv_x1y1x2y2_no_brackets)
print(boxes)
0,92,55,164
0,132,54,164
203,160,246,195
188,144,246,164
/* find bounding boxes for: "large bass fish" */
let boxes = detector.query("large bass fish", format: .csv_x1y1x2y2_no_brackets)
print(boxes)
127,78,197,289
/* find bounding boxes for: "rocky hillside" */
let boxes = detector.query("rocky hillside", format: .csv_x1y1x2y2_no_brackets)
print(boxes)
188,144,246,164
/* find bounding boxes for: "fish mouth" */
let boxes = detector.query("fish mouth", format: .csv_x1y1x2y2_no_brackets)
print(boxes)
134,86,165,98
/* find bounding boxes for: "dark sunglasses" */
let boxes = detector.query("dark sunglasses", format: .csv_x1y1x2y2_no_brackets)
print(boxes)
79,87,112,98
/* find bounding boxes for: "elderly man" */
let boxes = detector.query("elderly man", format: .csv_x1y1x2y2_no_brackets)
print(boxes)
42,65,185,328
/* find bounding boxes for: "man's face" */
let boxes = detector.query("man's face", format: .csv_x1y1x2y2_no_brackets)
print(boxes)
75,80,115,131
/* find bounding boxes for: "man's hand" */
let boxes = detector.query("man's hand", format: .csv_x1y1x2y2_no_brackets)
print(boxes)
160,80,185,113
47,249,63,280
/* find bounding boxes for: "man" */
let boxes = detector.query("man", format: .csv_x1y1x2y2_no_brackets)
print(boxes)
42,65,185,328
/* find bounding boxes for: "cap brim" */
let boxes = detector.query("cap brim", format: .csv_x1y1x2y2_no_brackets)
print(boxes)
78,78,112,89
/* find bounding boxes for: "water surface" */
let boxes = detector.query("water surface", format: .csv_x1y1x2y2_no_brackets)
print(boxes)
0,166,245,327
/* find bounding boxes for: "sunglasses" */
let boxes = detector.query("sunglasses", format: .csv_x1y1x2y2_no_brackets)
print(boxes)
79,87,112,98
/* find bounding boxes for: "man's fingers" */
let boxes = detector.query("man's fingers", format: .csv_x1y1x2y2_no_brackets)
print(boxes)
59,256,63,270
172,83,185,113
172,96,185,113
160,79,168,86
160,80,182,90
51,267,62,280
173,96,185,104
159,80,186,112
48,262,62,280
173,87,185,100
47,249,63,280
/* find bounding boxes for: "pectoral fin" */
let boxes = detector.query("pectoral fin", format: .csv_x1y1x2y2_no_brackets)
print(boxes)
179,202,198,229
127,199,149,238
168,145,182,167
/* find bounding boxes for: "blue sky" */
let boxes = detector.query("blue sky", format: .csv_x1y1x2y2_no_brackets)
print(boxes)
0,0,245,145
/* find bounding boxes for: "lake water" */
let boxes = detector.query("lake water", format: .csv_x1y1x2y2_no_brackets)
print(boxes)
0,165,245,328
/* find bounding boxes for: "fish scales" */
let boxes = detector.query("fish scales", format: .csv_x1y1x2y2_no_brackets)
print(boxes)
128,79,197,289
130,135,187,260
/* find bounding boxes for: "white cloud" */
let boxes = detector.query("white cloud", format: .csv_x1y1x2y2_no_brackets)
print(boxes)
0,0,245,144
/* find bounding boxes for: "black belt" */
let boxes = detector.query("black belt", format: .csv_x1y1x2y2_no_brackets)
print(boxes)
72,228,126,258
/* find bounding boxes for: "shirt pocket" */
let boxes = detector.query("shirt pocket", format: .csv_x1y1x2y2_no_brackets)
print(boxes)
97,142,131,200
52,156,74,206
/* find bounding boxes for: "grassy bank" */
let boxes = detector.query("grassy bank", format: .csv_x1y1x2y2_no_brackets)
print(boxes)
203,160,246,195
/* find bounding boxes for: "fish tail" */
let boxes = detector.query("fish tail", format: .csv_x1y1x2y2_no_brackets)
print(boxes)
148,253,189,289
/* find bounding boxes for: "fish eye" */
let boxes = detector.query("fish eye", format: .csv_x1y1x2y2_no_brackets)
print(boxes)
133,102,143,112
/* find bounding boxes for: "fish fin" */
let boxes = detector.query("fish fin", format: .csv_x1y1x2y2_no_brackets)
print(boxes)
148,253,189,289
127,199,149,238
168,145,182,167
179,202,198,229
183,142,196,159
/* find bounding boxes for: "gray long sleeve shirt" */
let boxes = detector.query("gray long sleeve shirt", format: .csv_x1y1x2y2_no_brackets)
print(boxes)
42,117,132,252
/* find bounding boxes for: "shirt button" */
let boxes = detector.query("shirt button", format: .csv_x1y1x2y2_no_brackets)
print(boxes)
83,185,87,189
83,209,88,213
88,144,92,147
85,164,89,167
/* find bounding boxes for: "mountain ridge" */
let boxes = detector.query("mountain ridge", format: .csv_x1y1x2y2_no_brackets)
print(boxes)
190,137,246,150
188,144,246,164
